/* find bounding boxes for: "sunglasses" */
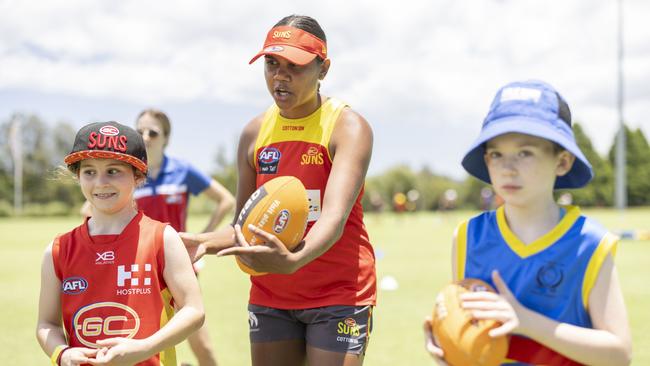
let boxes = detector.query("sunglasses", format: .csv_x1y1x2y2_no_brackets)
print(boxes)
137,129,161,138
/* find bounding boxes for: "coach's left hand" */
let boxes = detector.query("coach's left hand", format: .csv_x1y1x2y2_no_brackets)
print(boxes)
179,232,206,263
216,224,302,274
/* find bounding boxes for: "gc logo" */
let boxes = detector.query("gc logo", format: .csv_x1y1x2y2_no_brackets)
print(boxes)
73,302,140,347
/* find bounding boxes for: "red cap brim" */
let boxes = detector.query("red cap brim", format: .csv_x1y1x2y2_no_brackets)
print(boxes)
249,45,318,66
65,150,147,173
249,26,326,66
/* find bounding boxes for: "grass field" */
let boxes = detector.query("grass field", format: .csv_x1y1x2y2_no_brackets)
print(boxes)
1,209,648,365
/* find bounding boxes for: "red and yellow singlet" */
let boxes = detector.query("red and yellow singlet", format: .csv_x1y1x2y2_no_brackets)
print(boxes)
52,212,176,366
250,97,377,309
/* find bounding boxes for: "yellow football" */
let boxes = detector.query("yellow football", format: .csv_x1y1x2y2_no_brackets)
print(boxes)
432,278,509,366
235,176,309,276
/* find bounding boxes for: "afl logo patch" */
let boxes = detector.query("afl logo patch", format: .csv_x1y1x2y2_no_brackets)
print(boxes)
99,125,119,136
62,277,88,295
258,147,281,175
259,147,281,164
273,209,290,233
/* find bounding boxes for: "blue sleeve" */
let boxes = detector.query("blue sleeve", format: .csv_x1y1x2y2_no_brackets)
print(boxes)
185,164,212,196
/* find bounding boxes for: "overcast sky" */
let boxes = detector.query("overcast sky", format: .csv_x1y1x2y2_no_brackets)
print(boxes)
1,0,649,179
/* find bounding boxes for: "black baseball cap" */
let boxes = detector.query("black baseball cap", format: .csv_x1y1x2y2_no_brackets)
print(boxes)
64,121,148,173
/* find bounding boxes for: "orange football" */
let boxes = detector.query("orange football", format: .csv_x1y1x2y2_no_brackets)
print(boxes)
235,176,309,276
432,278,509,366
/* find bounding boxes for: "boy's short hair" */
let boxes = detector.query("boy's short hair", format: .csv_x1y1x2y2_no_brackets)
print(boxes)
462,80,593,189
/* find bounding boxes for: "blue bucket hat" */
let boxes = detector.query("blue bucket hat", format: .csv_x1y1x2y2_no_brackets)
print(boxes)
461,80,593,189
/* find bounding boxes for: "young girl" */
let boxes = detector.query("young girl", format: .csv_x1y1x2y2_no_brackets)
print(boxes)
182,14,376,366
80,110,234,365
424,80,632,365
36,121,204,366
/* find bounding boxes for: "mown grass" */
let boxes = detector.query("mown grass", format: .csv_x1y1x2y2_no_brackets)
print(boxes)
1,208,647,365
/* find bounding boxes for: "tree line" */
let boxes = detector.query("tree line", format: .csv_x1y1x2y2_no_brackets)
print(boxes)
1,113,649,216
361,123,650,212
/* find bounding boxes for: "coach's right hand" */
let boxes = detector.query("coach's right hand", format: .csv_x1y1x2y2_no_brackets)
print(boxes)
179,225,237,262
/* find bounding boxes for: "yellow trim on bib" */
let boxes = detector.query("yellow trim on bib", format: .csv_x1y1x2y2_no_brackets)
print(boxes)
252,107,277,169
50,344,68,365
455,221,468,281
253,98,348,167
159,288,177,365
497,205,580,258
582,232,619,310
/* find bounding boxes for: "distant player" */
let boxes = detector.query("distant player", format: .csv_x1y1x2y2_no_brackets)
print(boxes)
133,109,235,235
182,14,376,366
135,109,234,366
424,80,632,365
37,121,204,365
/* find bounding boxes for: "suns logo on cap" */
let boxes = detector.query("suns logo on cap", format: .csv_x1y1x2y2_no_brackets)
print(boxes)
272,30,292,39
99,125,120,136
264,46,284,52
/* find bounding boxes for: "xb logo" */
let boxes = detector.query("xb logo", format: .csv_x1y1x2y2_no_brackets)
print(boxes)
96,251,115,262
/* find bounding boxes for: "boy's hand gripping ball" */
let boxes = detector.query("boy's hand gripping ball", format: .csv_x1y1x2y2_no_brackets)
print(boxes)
235,176,309,276
432,278,509,366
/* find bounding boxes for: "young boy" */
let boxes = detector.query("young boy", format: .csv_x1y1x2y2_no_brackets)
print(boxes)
36,121,204,366
424,80,632,365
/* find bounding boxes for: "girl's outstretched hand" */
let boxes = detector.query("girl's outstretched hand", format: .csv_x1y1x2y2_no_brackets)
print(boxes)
87,337,150,366
59,347,98,366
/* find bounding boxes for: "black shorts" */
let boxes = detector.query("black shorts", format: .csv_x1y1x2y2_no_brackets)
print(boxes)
248,304,373,355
